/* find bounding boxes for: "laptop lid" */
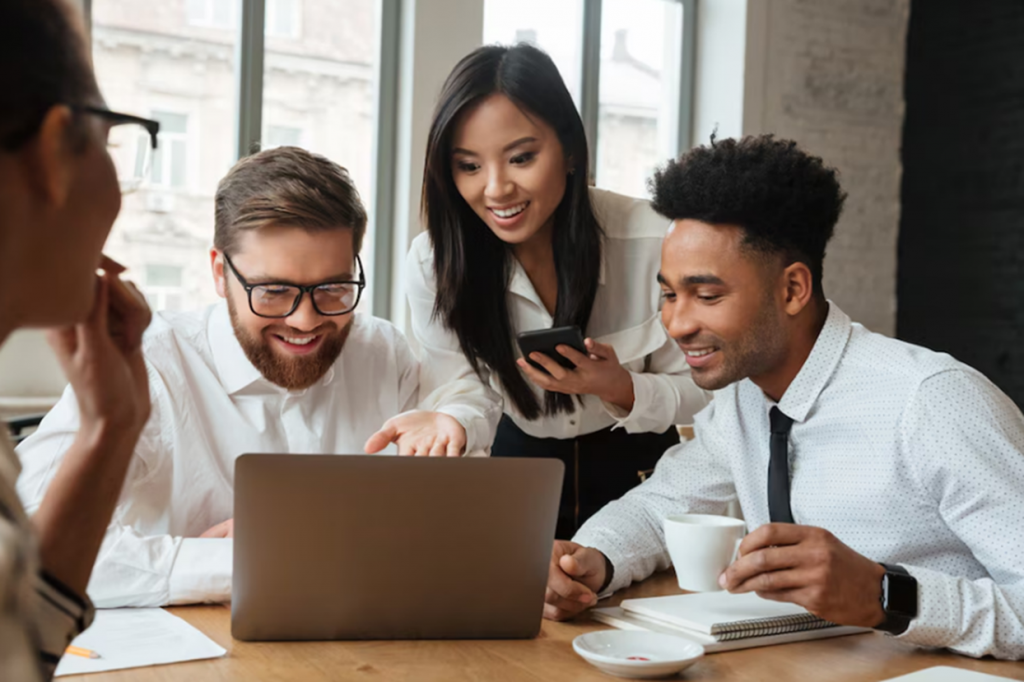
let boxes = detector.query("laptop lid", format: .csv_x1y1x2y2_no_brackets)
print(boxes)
231,454,563,641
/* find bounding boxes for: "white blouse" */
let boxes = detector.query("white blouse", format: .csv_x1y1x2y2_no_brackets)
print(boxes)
407,187,710,451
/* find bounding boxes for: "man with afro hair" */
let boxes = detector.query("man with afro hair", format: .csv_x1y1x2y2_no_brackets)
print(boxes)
541,135,1024,661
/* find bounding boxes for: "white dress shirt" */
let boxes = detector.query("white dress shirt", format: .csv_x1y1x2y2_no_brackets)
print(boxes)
407,187,710,448
16,302,420,608
574,303,1024,660
1,434,94,681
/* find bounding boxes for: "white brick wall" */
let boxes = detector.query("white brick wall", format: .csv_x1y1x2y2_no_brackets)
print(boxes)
743,0,910,336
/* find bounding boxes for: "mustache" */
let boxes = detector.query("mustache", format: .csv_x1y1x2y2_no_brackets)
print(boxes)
674,333,724,347
263,324,336,336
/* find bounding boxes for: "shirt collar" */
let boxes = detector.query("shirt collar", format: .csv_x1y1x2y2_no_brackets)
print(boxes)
208,301,265,395
508,237,609,310
776,301,853,423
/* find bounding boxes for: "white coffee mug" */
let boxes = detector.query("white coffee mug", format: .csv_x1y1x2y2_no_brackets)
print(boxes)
664,514,747,592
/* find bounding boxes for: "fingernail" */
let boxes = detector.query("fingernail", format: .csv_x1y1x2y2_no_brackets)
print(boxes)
718,573,727,588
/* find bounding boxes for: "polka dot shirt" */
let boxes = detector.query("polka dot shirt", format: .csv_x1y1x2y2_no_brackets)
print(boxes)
573,303,1024,660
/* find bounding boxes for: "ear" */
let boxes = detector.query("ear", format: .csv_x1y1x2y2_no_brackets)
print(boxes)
780,262,815,317
22,106,77,208
211,248,227,298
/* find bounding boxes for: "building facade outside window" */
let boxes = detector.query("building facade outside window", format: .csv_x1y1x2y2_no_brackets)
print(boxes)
91,0,379,314
484,0,690,199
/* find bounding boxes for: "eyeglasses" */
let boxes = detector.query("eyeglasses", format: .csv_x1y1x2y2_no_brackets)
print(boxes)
0,105,160,194
222,252,366,318
81,107,160,194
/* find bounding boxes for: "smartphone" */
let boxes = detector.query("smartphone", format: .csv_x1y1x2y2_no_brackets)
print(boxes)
516,325,587,373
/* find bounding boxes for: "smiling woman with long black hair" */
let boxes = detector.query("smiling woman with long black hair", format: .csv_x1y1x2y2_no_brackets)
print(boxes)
381,44,709,539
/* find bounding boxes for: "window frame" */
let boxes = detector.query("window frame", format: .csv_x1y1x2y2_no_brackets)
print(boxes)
80,0,694,322
85,0,398,319
149,110,190,190
265,0,303,39
581,0,696,181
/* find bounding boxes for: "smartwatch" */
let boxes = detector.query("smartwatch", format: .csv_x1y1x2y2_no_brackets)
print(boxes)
875,563,918,635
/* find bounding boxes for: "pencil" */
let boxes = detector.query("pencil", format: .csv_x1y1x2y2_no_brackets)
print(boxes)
65,645,101,659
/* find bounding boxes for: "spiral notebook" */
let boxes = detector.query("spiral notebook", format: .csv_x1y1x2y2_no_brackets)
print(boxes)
618,591,863,644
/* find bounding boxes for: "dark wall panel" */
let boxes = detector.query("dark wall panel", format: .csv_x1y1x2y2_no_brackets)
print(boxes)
898,0,1024,405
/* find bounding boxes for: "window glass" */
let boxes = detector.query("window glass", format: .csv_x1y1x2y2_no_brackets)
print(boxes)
483,0,585,107
92,0,240,312
262,0,380,311
595,0,685,198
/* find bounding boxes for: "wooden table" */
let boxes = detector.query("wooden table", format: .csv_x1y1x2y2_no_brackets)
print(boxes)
65,572,1024,681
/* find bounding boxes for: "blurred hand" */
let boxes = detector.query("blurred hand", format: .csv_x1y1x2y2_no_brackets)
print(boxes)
200,519,234,539
365,411,467,457
46,256,152,439
517,338,635,411
543,540,607,621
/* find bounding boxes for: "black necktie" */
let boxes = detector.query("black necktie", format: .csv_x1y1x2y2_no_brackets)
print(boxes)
768,407,796,524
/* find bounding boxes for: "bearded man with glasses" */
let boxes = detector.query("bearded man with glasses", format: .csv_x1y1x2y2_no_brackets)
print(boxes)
16,145,492,608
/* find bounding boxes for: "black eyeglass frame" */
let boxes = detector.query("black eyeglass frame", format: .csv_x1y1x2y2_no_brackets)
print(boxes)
1,105,160,151
222,252,366,318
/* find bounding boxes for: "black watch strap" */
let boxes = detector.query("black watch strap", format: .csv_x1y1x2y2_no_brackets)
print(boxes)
875,563,917,636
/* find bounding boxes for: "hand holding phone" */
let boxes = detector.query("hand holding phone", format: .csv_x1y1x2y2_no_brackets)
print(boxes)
514,327,636,411
516,325,587,374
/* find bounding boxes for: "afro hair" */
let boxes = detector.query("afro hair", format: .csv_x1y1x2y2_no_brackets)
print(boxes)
649,134,847,297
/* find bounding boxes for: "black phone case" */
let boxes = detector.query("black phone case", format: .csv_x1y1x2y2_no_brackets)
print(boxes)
516,326,586,372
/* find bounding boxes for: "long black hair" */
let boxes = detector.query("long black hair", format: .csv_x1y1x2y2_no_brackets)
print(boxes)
422,44,603,420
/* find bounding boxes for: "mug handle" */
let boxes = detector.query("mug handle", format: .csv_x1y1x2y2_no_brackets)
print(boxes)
729,537,743,565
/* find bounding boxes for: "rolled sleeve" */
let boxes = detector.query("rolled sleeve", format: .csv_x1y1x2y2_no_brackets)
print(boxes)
168,538,233,605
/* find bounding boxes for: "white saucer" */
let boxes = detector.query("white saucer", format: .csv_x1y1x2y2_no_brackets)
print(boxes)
572,631,704,679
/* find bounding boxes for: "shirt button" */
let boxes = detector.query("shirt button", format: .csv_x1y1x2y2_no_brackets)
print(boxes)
570,420,576,426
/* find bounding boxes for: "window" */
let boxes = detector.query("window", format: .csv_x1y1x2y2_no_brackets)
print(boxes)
144,265,186,312
186,0,237,29
483,0,585,106
482,0,693,198
266,0,302,39
264,125,304,149
151,111,190,189
91,0,239,314
596,0,684,198
261,0,379,311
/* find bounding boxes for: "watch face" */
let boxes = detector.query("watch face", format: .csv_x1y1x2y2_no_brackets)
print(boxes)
884,572,918,617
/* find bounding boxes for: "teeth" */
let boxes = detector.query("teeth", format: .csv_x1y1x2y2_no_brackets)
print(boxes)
283,336,315,345
493,202,527,218
684,349,715,357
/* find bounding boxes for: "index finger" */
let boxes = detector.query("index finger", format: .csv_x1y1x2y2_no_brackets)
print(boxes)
364,423,398,453
739,523,810,556
555,344,590,365
99,254,127,275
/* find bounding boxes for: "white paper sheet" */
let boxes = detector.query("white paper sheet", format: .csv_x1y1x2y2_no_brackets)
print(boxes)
54,608,226,677
882,667,1019,682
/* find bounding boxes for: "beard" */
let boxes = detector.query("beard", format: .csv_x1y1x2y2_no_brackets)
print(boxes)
684,296,789,392
227,295,351,390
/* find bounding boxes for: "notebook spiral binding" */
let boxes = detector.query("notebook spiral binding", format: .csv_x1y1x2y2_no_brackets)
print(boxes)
712,613,838,641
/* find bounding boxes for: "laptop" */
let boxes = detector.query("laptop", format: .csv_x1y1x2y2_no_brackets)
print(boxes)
231,454,564,641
